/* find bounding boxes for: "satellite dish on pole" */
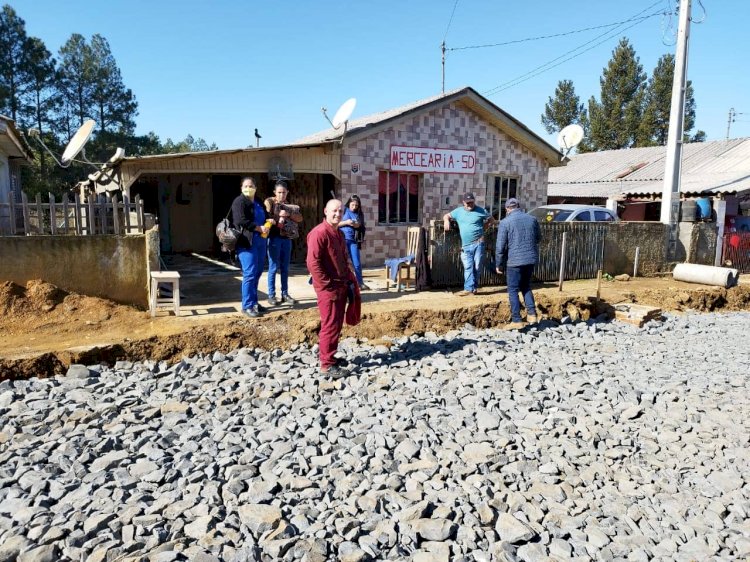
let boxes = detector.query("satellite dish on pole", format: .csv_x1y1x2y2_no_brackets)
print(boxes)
61,120,96,166
321,98,357,145
557,124,584,161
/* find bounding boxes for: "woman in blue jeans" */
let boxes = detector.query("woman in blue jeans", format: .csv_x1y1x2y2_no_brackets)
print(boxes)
338,195,369,289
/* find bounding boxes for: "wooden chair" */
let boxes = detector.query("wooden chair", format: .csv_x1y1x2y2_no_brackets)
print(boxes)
384,227,421,291
150,271,181,317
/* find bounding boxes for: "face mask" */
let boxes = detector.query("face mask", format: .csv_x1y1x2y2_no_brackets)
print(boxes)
242,186,256,199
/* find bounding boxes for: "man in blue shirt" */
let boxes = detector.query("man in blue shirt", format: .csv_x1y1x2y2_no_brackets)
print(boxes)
495,197,541,329
443,192,493,295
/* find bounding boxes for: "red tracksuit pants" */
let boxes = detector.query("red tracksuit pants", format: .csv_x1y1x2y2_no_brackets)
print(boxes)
316,286,348,368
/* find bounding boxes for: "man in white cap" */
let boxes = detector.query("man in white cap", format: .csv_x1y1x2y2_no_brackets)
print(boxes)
443,192,494,296
495,197,541,329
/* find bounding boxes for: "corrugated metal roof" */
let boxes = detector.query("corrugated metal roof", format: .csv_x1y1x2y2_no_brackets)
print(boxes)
548,138,750,198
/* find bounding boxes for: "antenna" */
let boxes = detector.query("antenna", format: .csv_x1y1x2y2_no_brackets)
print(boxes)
28,119,98,168
321,98,357,145
557,124,584,161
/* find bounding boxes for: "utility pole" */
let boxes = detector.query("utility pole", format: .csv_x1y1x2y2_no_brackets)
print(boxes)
441,41,446,94
726,108,736,140
660,0,691,261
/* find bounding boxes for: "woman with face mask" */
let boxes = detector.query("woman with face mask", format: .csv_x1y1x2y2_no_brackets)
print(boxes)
232,177,272,317
338,195,368,290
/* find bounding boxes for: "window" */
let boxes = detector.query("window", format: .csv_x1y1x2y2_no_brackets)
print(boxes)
594,210,616,222
378,171,420,224
486,176,518,220
573,211,592,221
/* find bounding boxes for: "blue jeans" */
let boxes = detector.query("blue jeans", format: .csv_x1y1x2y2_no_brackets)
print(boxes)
506,264,537,322
267,237,292,298
237,238,267,310
345,239,363,286
461,240,484,292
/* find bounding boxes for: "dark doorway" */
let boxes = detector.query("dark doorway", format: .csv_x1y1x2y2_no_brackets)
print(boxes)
212,175,242,255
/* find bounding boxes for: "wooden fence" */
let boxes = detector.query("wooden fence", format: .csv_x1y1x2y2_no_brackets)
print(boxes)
0,191,145,236
429,221,614,287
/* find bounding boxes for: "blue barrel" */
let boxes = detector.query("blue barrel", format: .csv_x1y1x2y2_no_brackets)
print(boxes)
696,198,711,220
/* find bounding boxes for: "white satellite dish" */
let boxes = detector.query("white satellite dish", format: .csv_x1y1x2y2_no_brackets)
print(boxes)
331,98,357,129
61,120,96,166
557,123,584,151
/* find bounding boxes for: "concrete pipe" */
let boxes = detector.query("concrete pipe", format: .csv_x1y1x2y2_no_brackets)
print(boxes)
673,263,739,288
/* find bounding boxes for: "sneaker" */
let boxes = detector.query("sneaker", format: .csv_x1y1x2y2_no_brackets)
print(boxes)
281,294,297,305
319,364,349,380
504,321,526,330
243,306,259,318
256,302,266,312
267,296,279,307
359,283,370,291
527,314,539,324
456,290,472,296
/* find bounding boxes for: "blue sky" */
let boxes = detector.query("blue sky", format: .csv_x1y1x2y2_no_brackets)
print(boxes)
12,0,750,150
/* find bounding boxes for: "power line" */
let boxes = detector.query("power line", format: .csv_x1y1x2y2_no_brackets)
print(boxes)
484,6,664,96
450,10,661,51
443,0,460,43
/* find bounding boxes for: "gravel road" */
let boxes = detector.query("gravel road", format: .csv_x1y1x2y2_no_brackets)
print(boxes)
1,312,748,561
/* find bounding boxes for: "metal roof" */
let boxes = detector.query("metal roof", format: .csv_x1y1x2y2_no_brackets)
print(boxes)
0,114,35,162
548,138,750,198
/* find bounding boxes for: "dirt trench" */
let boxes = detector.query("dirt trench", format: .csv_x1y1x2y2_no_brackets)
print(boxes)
1,279,749,382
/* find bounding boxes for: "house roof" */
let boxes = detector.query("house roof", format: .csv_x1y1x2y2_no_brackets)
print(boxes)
548,138,750,199
119,87,562,167
0,114,35,162
289,86,563,166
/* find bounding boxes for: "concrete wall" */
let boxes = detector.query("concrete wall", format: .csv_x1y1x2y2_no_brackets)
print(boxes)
603,222,668,276
339,101,550,266
0,234,151,307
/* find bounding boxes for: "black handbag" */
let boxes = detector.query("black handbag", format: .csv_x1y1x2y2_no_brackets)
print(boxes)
216,208,241,252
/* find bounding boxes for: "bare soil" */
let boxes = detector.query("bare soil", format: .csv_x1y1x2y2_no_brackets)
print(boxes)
2,277,749,381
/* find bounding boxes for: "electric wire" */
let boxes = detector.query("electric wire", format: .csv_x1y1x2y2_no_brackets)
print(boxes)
691,0,707,23
450,6,661,52
443,0,460,42
484,7,664,96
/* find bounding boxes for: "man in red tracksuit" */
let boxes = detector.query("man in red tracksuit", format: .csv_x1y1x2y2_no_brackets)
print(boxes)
306,199,357,378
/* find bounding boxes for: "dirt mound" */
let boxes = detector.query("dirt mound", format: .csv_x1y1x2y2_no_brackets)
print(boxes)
1,278,749,382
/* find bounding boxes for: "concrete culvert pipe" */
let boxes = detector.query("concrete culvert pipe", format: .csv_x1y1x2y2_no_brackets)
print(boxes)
673,263,740,288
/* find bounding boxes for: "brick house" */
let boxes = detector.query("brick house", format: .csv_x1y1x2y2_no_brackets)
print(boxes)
111,87,562,265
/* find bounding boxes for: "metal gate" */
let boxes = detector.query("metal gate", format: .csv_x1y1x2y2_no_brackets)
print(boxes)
429,222,608,287
722,232,750,272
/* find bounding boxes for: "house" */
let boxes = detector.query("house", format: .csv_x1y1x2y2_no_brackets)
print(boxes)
109,87,563,265
547,138,750,223
0,115,35,233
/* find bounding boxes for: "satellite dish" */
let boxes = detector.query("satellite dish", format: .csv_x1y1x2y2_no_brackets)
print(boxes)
61,120,96,166
331,98,357,129
557,124,584,151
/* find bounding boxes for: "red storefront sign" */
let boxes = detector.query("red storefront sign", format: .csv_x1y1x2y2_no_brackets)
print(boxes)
390,145,476,174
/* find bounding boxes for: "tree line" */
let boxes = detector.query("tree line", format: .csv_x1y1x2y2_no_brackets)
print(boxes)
0,5,217,196
541,38,705,153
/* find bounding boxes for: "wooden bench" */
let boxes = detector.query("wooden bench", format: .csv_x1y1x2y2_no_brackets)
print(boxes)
150,271,181,317
384,227,421,292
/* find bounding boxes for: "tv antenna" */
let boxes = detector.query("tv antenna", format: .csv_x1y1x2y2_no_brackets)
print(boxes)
321,97,357,145
557,124,584,161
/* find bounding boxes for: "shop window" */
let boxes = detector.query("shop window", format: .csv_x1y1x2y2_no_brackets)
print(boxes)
378,171,421,224
485,176,519,220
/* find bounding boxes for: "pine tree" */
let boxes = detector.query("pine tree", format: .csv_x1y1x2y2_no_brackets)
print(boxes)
587,38,646,150
89,34,137,134
637,54,696,146
57,33,95,131
541,79,586,135
0,5,31,122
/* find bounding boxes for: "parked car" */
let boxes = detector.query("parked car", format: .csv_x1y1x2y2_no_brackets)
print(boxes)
529,204,618,223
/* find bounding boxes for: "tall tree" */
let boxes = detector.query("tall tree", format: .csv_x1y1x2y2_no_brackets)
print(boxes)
57,33,95,131
637,53,697,146
89,34,137,134
22,37,58,181
541,79,587,135
586,38,646,151
0,5,31,122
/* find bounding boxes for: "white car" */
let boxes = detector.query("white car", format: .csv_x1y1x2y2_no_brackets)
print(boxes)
529,204,618,223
